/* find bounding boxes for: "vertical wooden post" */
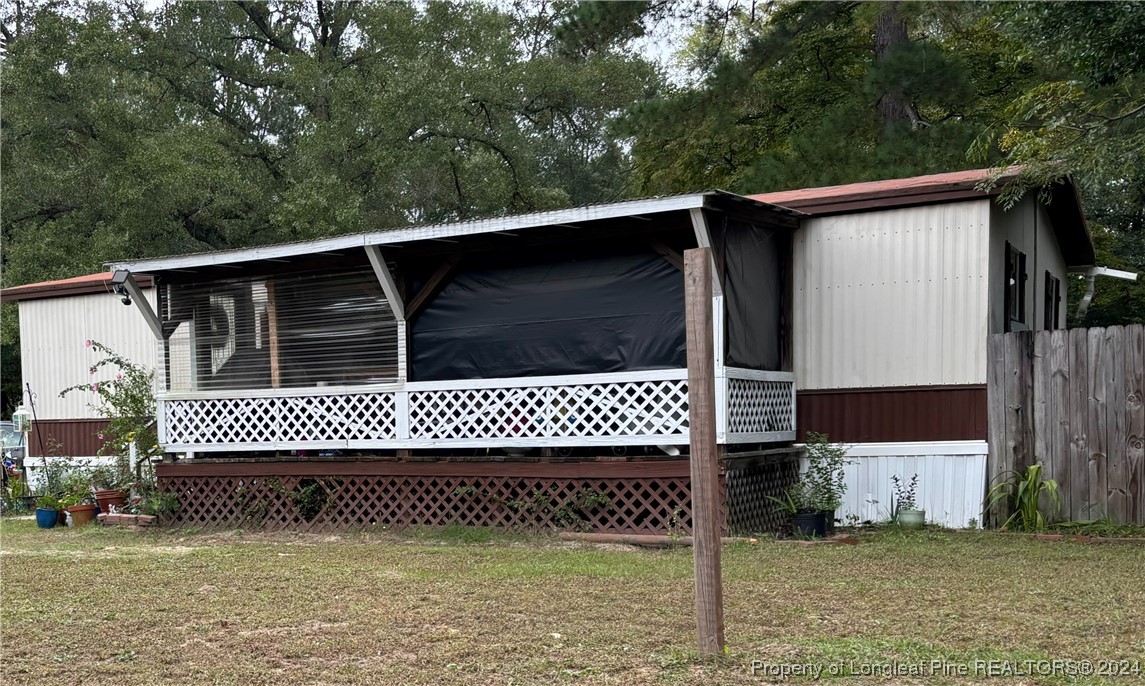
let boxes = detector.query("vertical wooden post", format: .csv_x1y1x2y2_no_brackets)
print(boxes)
266,280,281,389
684,247,725,656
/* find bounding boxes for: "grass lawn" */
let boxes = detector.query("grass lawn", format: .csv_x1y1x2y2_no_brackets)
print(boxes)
2,520,1143,685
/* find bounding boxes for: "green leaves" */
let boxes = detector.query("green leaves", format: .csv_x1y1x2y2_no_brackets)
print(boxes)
1,1,660,284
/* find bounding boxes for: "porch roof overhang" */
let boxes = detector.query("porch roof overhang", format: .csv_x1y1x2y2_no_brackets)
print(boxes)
107,191,802,275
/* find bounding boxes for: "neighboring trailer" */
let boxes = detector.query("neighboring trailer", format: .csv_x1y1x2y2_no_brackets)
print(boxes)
1,274,157,480
753,168,1094,527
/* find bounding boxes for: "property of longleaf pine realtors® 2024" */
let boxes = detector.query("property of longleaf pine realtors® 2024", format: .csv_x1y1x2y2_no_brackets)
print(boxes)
749,660,1142,680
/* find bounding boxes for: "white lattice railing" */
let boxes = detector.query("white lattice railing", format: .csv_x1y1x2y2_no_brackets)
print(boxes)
157,368,795,452
719,367,797,443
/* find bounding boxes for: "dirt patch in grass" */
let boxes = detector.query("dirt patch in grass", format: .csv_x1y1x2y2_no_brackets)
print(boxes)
1,521,1143,685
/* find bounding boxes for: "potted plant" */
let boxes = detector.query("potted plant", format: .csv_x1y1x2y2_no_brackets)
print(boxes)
803,433,849,534
769,482,826,538
891,473,925,529
35,494,60,529
90,462,130,514
60,472,98,527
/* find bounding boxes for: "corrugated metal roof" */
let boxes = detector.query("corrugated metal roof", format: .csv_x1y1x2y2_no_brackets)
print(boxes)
107,190,801,274
749,167,1021,208
749,166,1095,268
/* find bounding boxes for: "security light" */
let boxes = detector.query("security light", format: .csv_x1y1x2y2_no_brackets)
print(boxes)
111,269,132,305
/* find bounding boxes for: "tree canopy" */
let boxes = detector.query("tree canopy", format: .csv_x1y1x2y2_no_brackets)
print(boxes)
2,0,1143,413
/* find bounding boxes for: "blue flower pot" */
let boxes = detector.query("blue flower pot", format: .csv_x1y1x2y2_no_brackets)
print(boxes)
35,508,58,529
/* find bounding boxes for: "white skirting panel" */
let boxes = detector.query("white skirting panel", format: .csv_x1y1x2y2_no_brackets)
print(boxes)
801,441,988,529
20,455,117,491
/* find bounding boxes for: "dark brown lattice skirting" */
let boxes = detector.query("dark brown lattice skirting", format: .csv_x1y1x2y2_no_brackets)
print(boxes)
724,457,802,535
157,455,799,535
158,460,696,534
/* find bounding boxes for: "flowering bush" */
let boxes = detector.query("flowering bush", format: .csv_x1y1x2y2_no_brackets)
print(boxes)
61,341,161,488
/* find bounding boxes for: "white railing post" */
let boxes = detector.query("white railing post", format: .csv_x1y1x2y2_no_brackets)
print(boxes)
714,367,728,443
789,377,797,434
395,390,411,440
155,399,167,445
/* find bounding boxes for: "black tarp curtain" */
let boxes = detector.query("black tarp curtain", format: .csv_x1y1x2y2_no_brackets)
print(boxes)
411,217,784,381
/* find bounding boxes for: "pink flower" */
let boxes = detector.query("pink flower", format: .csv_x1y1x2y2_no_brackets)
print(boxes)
85,340,92,347
97,432,105,440
92,382,100,391
116,373,123,380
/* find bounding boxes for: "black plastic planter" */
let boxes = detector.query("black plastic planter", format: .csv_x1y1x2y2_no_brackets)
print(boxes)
791,511,827,539
819,510,836,535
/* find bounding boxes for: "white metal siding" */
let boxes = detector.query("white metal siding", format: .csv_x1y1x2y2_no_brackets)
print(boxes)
18,290,158,420
793,201,991,389
803,441,988,528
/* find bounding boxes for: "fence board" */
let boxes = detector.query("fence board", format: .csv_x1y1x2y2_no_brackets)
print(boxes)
1087,327,1108,520
1033,332,1051,471
1125,324,1145,524
1105,327,1128,522
1068,328,1091,521
987,325,1145,526
1049,329,1071,520
986,334,1008,527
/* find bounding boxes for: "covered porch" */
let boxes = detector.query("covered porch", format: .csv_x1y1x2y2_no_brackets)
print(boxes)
112,191,803,533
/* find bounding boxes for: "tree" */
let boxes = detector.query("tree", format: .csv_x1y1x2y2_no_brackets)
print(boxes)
0,0,662,395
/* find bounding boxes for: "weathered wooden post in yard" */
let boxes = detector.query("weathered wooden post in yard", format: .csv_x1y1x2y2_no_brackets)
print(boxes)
684,247,725,655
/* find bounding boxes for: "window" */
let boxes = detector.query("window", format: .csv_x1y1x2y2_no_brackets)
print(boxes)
1043,271,1061,330
1004,242,1027,332
161,267,399,391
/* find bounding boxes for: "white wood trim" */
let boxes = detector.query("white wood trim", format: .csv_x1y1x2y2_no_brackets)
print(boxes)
157,368,691,401
408,368,689,391
159,381,406,401
722,431,798,444
688,208,723,297
396,320,408,383
839,440,989,457
112,194,717,273
364,245,405,320
124,275,163,340
712,294,725,368
165,434,691,452
156,398,167,445
715,374,728,439
395,390,410,440
721,367,797,382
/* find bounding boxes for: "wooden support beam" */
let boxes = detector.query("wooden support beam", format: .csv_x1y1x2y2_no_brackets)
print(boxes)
365,245,405,320
649,240,684,271
266,280,281,389
688,208,723,297
123,274,164,341
406,255,461,322
684,247,725,656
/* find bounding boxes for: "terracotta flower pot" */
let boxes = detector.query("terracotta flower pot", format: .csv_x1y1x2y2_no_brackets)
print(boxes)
66,504,99,527
94,489,128,514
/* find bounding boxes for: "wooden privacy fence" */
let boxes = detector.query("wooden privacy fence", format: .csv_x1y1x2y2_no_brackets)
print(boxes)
987,325,1145,525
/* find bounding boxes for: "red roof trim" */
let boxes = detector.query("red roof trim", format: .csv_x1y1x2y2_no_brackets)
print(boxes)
748,167,1094,268
0,273,153,303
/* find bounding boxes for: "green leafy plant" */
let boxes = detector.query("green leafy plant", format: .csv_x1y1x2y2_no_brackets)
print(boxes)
891,473,920,515
984,464,1062,531
802,432,850,512
132,491,180,518
767,481,816,514
35,493,60,510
